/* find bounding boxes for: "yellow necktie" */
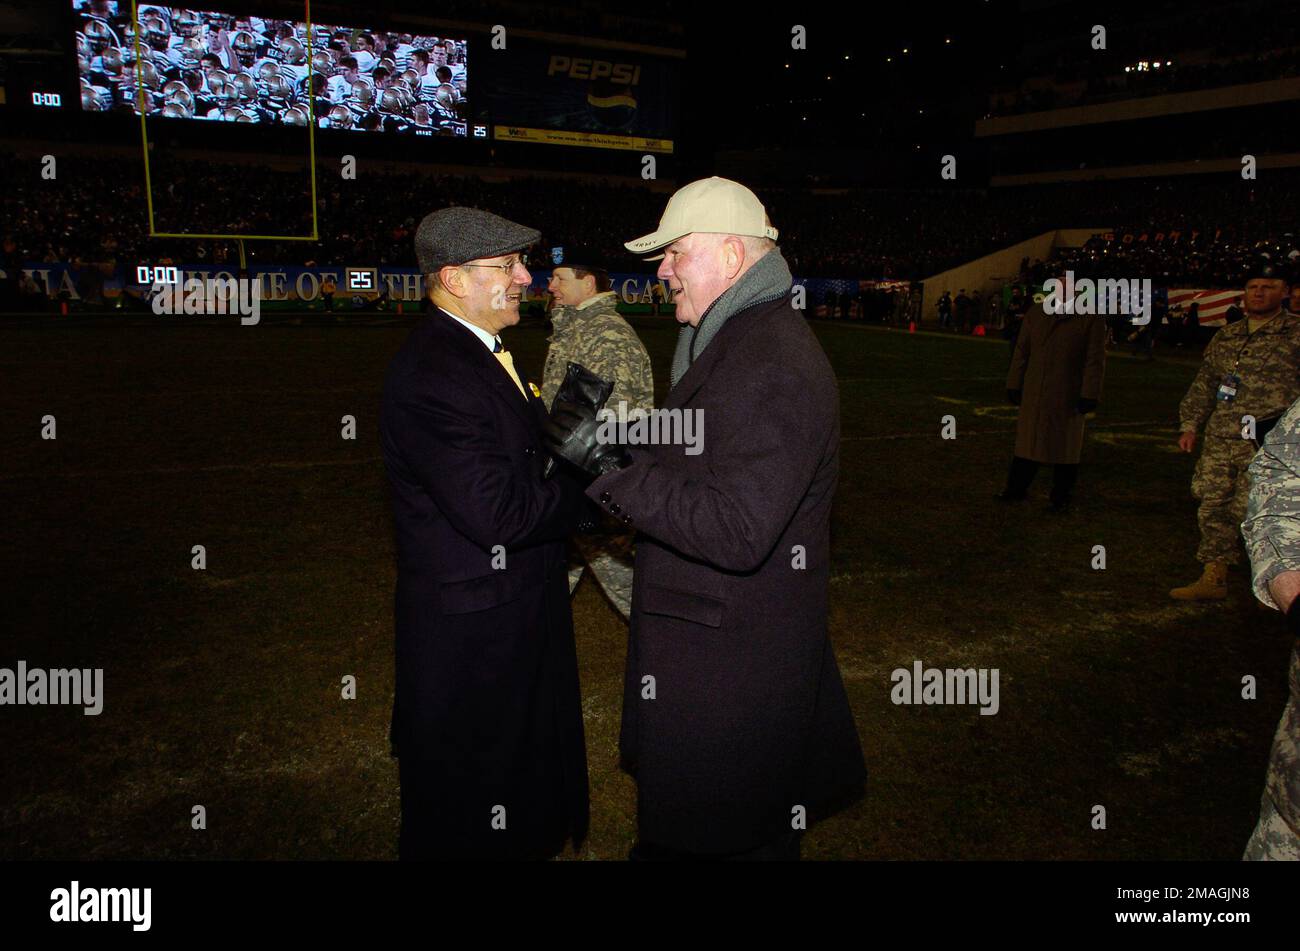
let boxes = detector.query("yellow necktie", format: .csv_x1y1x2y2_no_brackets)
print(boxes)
493,347,529,400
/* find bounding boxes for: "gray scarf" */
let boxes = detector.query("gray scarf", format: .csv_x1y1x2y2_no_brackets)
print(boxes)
670,248,793,387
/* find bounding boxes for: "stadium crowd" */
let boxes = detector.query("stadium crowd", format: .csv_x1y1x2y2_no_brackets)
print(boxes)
2,151,1297,295
75,2,469,134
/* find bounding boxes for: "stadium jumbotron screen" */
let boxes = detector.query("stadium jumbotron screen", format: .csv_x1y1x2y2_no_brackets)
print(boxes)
73,2,469,135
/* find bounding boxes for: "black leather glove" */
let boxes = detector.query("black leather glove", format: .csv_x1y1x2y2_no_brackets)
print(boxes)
550,361,614,417
543,362,617,480
1077,397,1098,414
545,399,631,478
1006,388,1022,405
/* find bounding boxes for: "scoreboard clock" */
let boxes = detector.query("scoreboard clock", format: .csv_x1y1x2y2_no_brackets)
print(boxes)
136,266,181,285
31,92,63,108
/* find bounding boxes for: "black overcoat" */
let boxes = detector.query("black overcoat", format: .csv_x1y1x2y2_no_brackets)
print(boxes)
380,310,589,860
588,295,867,854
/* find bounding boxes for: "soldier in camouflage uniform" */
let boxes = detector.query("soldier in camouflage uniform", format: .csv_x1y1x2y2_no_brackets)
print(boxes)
544,255,654,620
1172,260,1300,599
1240,395,1300,859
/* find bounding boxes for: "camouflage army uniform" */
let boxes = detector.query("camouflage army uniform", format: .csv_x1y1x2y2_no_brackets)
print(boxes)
1179,313,1300,565
1241,396,1300,860
542,291,654,413
542,291,654,620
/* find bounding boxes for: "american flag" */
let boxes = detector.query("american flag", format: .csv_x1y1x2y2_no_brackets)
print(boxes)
1166,289,1241,327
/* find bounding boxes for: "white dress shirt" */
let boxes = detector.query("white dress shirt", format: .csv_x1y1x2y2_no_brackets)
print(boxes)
438,307,499,351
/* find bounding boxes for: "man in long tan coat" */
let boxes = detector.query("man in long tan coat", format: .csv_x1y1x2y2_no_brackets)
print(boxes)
998,301,1107,511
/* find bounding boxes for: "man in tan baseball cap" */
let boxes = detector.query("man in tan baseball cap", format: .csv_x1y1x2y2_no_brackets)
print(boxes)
625,175,780,258
545,175,866,860
625,176,781,338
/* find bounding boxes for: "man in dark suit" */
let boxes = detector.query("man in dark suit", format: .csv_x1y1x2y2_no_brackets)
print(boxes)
546,177,867,860
380,207,591,860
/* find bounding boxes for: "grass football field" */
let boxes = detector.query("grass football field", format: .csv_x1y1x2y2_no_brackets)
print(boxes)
0,313,1290,860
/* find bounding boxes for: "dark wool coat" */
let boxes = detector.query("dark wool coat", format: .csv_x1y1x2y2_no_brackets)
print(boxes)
380,311,589,860
588,295,867,855
1006,303,1107,464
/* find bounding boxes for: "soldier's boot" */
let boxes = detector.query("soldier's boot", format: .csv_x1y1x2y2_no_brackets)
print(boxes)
1169,561,1229,601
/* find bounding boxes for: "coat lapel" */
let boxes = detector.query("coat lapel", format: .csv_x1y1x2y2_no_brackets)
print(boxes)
664,303,768,410
529,389,551,429
480,364,542,431
429,312,539,432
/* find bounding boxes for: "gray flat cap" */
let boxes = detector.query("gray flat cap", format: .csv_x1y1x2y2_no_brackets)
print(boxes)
414,206,541,273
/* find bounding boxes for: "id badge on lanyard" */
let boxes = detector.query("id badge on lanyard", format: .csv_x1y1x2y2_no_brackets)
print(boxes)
1220,319,1277,403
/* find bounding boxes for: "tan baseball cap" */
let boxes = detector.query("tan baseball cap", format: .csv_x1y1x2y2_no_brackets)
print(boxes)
625,176,779,260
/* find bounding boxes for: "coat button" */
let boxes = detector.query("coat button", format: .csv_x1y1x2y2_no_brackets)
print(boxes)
610,504,621,514
599,491,611,503
524,446,536,455
622,515,633,525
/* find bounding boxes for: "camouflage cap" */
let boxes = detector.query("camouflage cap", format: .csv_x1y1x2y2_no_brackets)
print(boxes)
1243,254,1294,286
549,245,606,273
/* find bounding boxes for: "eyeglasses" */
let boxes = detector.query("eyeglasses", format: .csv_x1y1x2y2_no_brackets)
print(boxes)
463,254,529,273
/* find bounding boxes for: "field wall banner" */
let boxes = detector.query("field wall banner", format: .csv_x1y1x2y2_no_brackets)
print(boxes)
7,265,910,312
9,264,671,306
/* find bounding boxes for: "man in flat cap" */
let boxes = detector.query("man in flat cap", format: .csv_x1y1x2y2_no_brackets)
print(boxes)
546,177,866,860
380,206,591,860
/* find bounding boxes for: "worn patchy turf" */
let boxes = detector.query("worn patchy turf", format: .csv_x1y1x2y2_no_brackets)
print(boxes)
0,314,1291,860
